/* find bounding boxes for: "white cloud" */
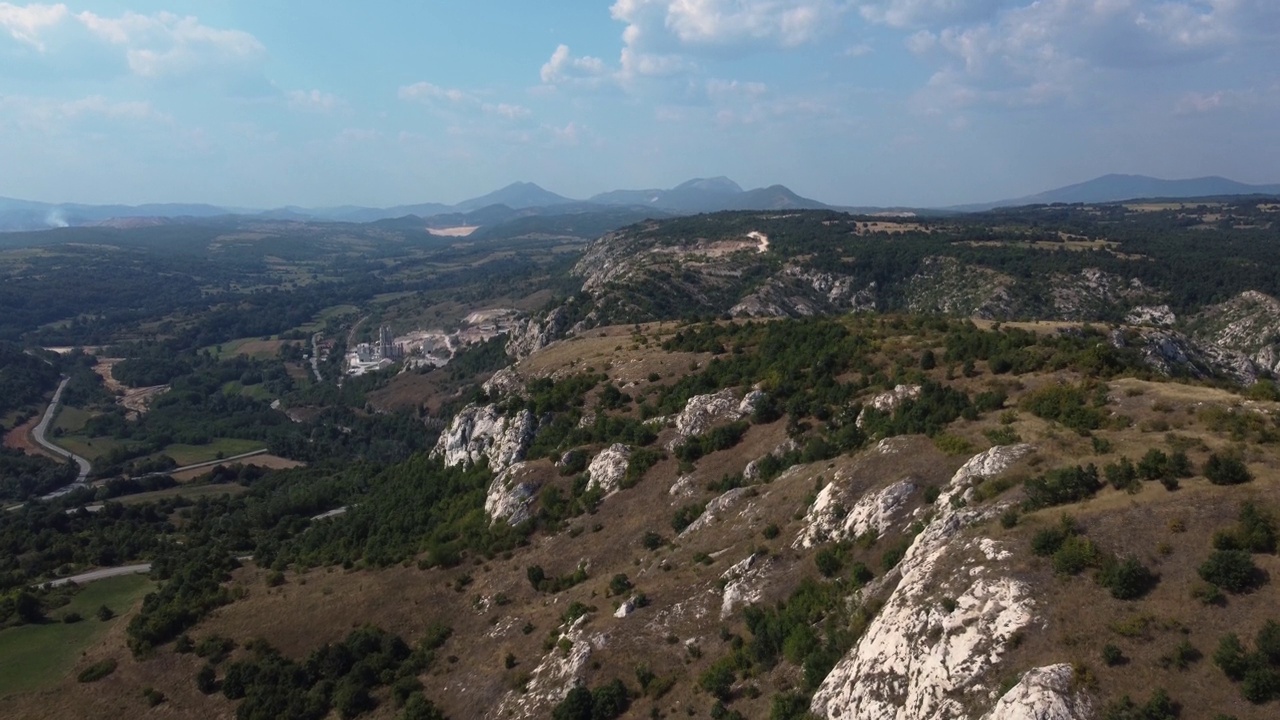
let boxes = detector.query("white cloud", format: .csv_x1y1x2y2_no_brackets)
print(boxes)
398,81,472,103
287,89,343,112
542,1,844,89
76,10,264,77
900,0,1275,110
540,44,608,85
0,2,67,50
611,0,845,48
399,82,531,122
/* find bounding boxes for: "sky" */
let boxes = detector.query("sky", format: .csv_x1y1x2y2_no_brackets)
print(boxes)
1,1,1278,208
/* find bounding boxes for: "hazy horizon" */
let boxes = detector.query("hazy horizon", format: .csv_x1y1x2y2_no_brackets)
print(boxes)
2,1,1278,208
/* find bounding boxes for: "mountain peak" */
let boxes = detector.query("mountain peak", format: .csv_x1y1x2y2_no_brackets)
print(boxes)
673,177,744,194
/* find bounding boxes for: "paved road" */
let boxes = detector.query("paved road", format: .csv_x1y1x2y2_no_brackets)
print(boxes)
33,377,92,499
39,563,152,588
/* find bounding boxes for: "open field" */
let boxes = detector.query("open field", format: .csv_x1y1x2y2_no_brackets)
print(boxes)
170,453,302,482
160,439,266,466
0,575,153,699
111,482,248,505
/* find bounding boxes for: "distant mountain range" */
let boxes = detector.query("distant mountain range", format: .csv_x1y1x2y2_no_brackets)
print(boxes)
3,173,1279,232
961,174,1280,211
0,177,829,232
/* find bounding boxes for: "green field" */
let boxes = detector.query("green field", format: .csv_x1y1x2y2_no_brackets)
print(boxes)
52,434,123,464
162,438,265,466
51,406,91,435
113,482,247,505
0,574,154,698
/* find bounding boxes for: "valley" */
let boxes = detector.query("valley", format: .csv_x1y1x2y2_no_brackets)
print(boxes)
0,197,1279,720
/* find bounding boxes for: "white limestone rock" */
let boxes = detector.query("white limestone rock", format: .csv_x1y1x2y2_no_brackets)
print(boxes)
856,385,922,429
720,553,770,619
1125,305,1175,327
489,616,607,720
982,664,1091,720
668,388,746,450
505,306,571,359
811,444,1036,720
432,404,536,473
744,438,800,481
483,365,526,399
679,487,748,537
587,443,632,494
794,478,917,550
484,462,539,526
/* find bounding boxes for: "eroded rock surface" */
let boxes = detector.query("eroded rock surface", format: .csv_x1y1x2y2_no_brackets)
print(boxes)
587,443,631,494
981,664,1091,720
856,385,921,429
432,404,536,473
794,478,917,550
811,444,1036,720
484,462,539,526
668,389,746,449
489,616,606,719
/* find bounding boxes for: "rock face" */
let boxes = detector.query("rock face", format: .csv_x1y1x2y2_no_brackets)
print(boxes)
744,438,800,481
482,366,526,399
506,306,572,359
794,478,917,550
981,664,1091,720
668,389,747,449
586,443,631,494
1049,268,1159,320
811,444,1036,720
1125,304,1175,327
856,385,921,429
489,616,606,719
1188,290,1280,376
484,462,539,526
720,553,770,619
432,404,536,473
679,487,749,537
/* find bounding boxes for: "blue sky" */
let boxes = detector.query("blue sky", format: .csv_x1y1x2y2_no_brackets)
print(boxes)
1,1,1278,208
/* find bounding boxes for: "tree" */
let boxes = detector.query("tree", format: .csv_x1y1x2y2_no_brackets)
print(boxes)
1204,453,1252,486
1199,550,1264,593
14,591,43,624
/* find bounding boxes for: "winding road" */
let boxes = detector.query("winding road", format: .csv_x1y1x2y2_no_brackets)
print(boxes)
33,376,92,499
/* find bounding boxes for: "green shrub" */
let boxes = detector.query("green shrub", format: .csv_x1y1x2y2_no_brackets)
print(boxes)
1199,550,1265,594
1102,644,1126,666
1023,464,1101,509
1098,556,1159,600
672,503,706,533
1204,453,1252,486
77,658,118,683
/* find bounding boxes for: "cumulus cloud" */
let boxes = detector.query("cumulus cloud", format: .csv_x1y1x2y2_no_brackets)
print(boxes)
78,10,265,77
898,0,1278,110
0,2,68,50
542,1,845,89
540,44,609,85
398,81,472,103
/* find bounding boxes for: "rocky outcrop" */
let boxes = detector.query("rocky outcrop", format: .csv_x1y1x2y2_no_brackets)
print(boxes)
1187,290,1280,376
730,268,877,317
489,616,607,720
794,478,917,550
906,257,1013,318
667,389,748,450
586,443,631,494
506,306,572,359
482,366,526,399
1125,305,1175,327
981,664,1091,720
1113,328,1259,385
679,487,748,537
1050,268,1160,320
432,404,536,473
484,462,540,526
744,438,799,481
811,444,1036,720
856,385,921,429
720,553,770,619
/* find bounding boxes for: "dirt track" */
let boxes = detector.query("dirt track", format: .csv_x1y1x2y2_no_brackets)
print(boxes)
2,414,59,461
